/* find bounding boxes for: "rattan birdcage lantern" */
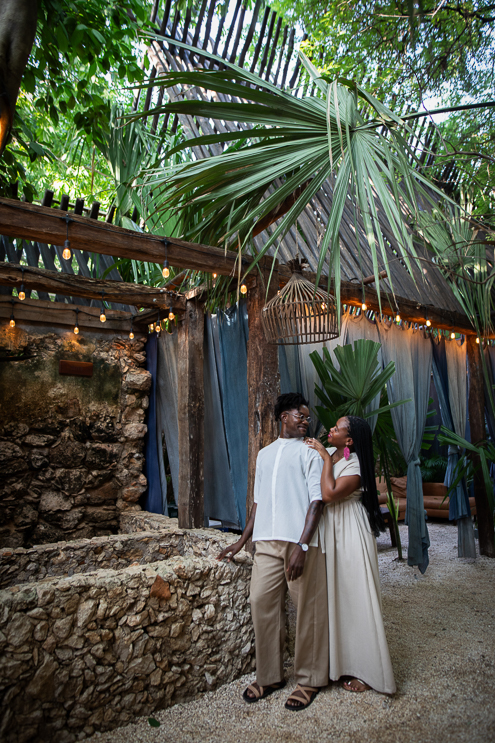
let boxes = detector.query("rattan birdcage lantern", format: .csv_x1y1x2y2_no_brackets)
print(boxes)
261,260,339,345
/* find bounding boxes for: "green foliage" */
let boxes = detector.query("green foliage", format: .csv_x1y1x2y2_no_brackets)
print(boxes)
437,426,495,517
0,0,153,201
310,339,409,479
419,454,448,483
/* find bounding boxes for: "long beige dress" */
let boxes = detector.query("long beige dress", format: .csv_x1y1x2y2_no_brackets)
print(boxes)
323,448,396,694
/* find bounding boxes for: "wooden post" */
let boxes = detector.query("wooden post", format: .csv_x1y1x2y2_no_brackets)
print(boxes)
246,257,280,536
466,335,495,557
177,298,205,529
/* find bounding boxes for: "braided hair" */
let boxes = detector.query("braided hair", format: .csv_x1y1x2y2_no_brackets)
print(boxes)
345,415,385,537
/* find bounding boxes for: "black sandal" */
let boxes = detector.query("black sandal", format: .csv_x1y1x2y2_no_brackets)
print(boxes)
242,680,286,704
284,684,320,711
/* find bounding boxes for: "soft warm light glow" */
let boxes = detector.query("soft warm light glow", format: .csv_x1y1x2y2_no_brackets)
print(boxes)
476,337,480,344
168,311,175,322
74,326,79,335
9,318,15,328
395,314,401,323
426,319,431,327
129,331,134,340
100,311,106,323
18,290,25,301
361,302,367,311
162,266,170,278
155,322,161,333
213,273,217,279
63,247,71,260
450,332,456,339
240,284,247,295
321,302,326,310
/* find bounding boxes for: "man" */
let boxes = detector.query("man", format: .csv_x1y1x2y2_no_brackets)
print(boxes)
218,392,328,711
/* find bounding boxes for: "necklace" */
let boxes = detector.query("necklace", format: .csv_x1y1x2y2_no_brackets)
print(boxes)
331,452,343,465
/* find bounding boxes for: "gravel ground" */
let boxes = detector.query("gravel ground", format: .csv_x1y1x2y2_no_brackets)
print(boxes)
89,523,495,743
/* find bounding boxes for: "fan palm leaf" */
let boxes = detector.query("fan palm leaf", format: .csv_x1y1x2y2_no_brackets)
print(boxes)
135,37,456,310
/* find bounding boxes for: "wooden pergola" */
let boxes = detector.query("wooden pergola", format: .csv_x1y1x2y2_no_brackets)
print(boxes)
0,195,491,554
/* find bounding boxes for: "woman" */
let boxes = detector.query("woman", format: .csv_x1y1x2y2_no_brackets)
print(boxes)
306,415,396,695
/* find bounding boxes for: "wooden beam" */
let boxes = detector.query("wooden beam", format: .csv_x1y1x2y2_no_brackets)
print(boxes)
0,262,185,311
0,197,251,277
0,296,145,334
245,257,280,541
466,336,495,557
177,297,205,529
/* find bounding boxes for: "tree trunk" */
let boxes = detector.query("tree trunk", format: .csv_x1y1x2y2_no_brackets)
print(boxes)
0,0,38,155
245,258,280,548
177,298,204,529
466,335,495,557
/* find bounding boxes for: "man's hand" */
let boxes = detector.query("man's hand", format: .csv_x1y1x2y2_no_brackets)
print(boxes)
286,545,306,581
217,540,243,562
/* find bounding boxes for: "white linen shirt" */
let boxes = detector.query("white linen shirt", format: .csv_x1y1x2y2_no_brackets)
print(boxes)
252,437,324,548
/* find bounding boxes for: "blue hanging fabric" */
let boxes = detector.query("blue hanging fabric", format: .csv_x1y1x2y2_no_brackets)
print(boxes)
143,333,163,514
203,314,239,527
217,302,249,528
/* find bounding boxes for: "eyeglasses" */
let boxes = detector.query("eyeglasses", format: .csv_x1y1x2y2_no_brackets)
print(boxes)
288,412,311,423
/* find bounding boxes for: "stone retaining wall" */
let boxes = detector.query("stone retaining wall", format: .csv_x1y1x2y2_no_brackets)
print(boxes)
0,326,150,548
0,547,254,743
0,520,232,589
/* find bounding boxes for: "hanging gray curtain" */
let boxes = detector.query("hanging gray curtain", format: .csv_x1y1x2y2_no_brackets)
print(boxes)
217,302,249,528
431,336,475,558
378,322,431,573
345,311,382,432
156,327,180,509
203,314,239,527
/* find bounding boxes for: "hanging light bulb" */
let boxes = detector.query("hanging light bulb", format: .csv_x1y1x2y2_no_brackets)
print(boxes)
129,316,134,340
162,260,170,279
240,284,247,295
395,313,401,323
62,240,71,261
100,291,106,322
73,308,79,335
9,299,15,328
129,330,134,340
212,273,217,279
476,337,480,344
361,302,367,311
426,318,431,327
321,302,326,311
18,287,25,301
168,306,175,322
450,331,456,340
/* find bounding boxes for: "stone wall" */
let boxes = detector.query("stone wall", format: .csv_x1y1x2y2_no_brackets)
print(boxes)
0,528,254,743
0,325,151,548
0,520,231,589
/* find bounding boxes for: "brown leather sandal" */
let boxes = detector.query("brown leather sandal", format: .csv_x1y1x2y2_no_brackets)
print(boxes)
242,680,286,704
284,684,320,711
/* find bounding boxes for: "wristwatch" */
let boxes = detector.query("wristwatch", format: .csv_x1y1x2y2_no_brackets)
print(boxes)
297,542,309,552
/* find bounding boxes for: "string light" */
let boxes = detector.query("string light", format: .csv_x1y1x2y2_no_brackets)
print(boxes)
99,291,106,323
155,313,161,333
9,298,15,328
18,266,25,300
162,238,170,278
426,318,431,327
74,308,79,335
129,316,134,340
361,302,367,311
212,273,217,279
395,313,401,323
476,337,480,344
62,215,72,261
168,306,175,322
450,331,456,340
240,284,247,295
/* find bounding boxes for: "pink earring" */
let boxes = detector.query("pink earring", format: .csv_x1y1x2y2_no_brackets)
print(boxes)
343,446,350,461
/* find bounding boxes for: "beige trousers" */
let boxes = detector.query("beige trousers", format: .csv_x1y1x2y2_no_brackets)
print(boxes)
250,539,329,688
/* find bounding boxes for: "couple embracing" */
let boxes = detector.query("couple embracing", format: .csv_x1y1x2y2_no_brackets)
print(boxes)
218,392,396,710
